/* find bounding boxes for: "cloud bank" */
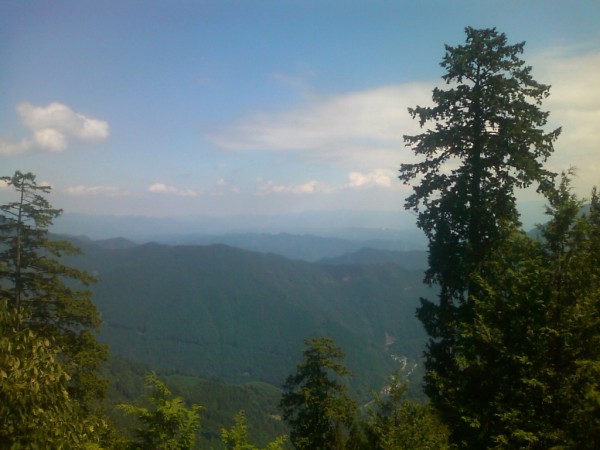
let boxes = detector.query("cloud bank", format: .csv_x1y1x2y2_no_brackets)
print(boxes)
0,102,109,155
206,49,599,197
253,168,401,197
345,169,395,188
531,48,600,189
205,83,434,169
64,185,126,196
256,178,330,195
148,183,198,197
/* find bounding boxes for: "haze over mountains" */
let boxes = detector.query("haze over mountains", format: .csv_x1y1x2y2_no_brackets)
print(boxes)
53,209,431,263
52,202,548,240
53,210,423,241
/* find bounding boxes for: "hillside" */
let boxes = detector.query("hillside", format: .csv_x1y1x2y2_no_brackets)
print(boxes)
318,248,428,271
69,240,431,396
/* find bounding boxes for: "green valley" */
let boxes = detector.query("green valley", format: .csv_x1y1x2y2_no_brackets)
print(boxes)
69,239,430,398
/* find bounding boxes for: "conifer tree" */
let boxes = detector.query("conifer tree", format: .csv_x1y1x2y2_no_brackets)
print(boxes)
536,177,600,447
399,27,560,445
0,170,107,409
280,337,357,450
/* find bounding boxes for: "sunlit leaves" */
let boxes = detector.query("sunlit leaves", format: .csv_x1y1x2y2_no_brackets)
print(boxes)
118,372,202,450
0,303,108,447
220,410,287,450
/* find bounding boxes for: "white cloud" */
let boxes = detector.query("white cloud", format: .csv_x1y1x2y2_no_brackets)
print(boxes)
345,169,395,189
148,183,198,197
530,48,600,194
18,102,109,141
64,185,126,196
256,178,330,195
212,178,241,194
34,128,67,151
204,83,434,169
0,102,109,155
0,138,35,156
0,178,53,189
254,169,401,197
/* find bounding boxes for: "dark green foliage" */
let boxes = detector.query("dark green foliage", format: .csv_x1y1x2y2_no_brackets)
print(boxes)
533,177,600,447
364,373,451,450
280,337,358,450
398,28,561,445
118,372,202,450
448,230,551,447
0,171,108,410
432,174,600,448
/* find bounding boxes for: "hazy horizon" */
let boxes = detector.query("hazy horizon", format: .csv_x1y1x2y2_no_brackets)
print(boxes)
48,199,548,242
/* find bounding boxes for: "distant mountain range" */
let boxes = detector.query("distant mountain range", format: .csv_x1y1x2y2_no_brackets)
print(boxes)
60,230,428,264
52,210,423,241
318,247,428,270
51,203,548,242
148,232,428,262
54,215,429,263
65,236,432,396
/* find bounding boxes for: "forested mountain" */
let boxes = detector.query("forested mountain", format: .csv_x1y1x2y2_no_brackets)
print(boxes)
67,239,430,397
318,248,428,270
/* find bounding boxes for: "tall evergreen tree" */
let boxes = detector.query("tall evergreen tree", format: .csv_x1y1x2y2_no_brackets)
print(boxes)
279,337,357,450
0,170,107,409
398,27,560,444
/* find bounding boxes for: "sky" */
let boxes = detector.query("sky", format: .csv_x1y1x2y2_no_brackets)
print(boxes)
1,0,599,225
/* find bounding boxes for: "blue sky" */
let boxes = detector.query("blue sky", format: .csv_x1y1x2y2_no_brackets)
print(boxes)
1,1,599,223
